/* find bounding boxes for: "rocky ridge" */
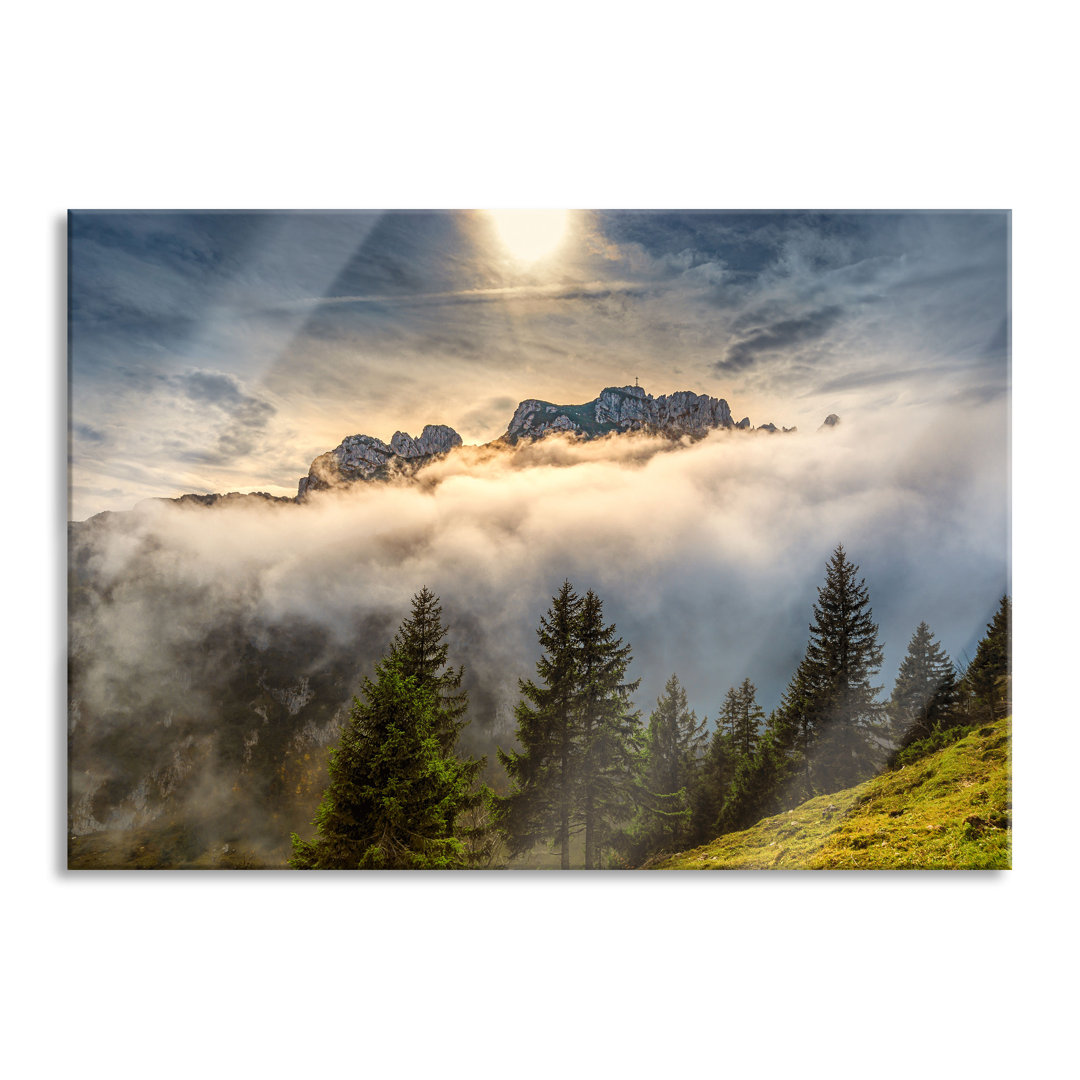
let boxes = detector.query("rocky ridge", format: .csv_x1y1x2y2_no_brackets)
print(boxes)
147,386,831,511
504,385,735,442
298,423,462,495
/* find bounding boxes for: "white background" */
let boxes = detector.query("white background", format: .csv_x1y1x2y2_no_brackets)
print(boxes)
5,2,1074,1077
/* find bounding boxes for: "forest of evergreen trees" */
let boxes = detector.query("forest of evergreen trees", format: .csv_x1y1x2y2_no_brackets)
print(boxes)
288,545,1012,869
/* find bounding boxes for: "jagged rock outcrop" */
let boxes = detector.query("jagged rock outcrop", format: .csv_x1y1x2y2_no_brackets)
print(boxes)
147,386,796,510
820,413,841,429
299,423,462,495
505,385,734,443
389,425,461,458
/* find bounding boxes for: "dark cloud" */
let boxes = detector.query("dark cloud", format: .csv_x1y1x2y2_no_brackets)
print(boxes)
597,211,791,276
717,306,844,372
180,370,249,406
72,422,107,444
175,370,275,429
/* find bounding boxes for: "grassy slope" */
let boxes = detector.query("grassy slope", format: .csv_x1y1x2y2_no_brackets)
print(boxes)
656,716,1011,870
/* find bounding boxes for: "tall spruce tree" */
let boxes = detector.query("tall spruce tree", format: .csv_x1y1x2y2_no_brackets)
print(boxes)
498,583,643,869
722,678,765,759
289,591,486,869
718,686,740,741
960,595,1011,722
624,673,707,860
689,678,765,844
498,581,584,869
772,544,885,795
889,621,958,748
576,589,641,869
387,586,468,752
690,720,735,846
288,654,484,869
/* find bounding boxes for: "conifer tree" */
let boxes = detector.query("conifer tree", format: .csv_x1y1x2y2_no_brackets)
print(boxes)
722,677,765,759
718,685,741,741
688,678,765,844
288,655,484,869
576,589,641,869
889,621,958,748
498,581,584,869
770,660,818,766
625,673,707,858
772,544,885,795
387,586,468,752
289,590,486,869
690,720,735,846
717,729,790,833
960,595,1011,722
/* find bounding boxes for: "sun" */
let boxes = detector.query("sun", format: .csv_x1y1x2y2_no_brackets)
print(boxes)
486,209,570,263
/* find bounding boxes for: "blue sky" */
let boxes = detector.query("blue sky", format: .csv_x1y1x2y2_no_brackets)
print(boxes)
69,209,1008,520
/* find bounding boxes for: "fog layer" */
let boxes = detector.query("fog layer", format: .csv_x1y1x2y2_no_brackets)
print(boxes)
68,404,1008,854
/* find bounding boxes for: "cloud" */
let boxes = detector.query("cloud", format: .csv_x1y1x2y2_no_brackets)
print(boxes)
815,366,918,395
717,306,845,372
72,422,107,445
72,398,1008,738
176,370,276,426
458,395,518,439
156,368,280,466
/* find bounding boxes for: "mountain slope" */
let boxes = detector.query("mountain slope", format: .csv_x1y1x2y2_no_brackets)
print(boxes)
653,717,1011,869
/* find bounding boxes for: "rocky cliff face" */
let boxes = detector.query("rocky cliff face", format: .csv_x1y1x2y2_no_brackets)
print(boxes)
299,423,462,495
505,385,735,442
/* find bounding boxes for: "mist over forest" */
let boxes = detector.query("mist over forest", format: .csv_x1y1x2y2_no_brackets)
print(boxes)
68,396,1008,861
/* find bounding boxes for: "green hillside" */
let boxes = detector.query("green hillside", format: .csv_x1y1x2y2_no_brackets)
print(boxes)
654,716,1011,869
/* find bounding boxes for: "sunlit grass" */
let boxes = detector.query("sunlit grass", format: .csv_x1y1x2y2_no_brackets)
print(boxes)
657,717,1011,870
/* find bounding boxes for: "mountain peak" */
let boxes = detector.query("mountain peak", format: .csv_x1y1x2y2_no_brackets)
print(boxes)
298,423,462,496
504,385,734,442
293,385,788,498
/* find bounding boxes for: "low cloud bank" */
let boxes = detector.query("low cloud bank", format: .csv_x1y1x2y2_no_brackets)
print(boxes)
68,402,1008,853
